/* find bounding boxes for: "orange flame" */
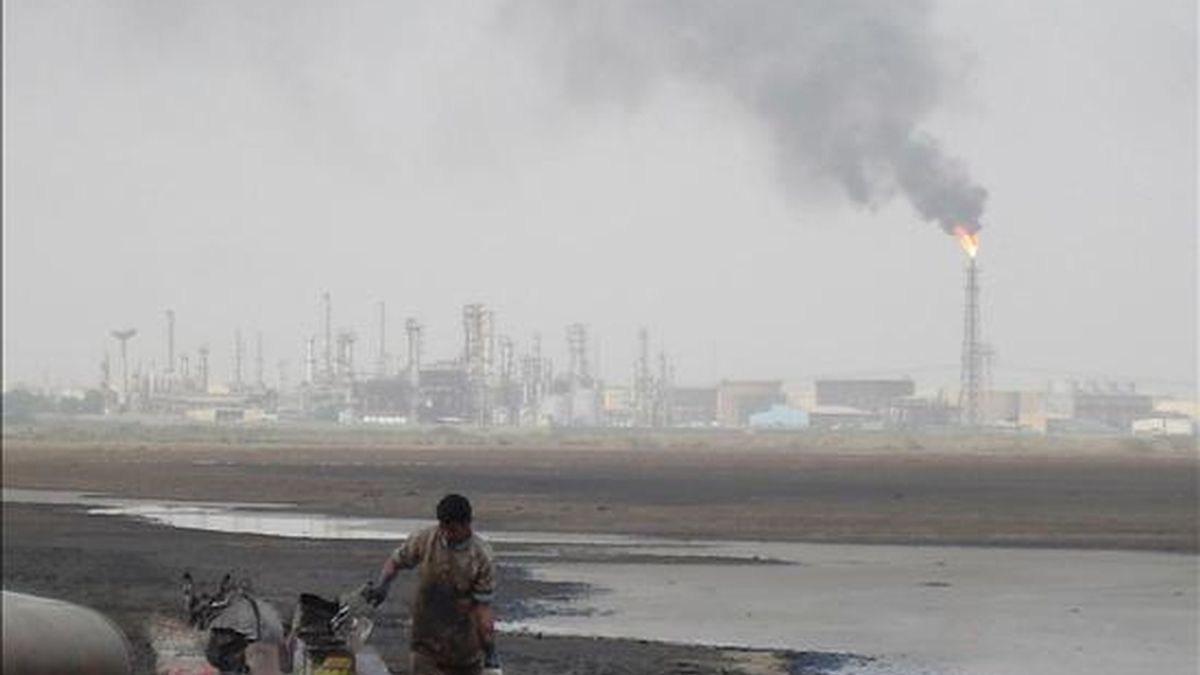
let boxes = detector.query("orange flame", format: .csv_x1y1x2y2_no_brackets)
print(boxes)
952,225,979,258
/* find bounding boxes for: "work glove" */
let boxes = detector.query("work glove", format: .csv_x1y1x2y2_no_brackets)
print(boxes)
359,581,388,607
482,644,502,675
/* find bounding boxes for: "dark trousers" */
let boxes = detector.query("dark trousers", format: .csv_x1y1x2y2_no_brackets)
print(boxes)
410,650,483,675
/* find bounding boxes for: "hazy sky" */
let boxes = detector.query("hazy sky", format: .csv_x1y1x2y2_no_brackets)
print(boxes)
3,0,1196,395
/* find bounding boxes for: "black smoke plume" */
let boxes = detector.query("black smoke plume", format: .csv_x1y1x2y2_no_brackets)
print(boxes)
507,0,987,233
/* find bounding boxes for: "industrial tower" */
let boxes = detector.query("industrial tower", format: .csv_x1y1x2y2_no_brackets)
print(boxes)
959,257,983,427
165,310,175,389
197,345,210,394
634,327,653,426
520,334,545,424
233,329,244,391
322,291,333,384
255,331,265,389
497,335,517,425
406,318,423,423
376,301,388,378
110,329,137,407
462,304,494,425
566,323,589,426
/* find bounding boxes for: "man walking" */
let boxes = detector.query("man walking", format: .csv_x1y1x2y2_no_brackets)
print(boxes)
362,494,499,675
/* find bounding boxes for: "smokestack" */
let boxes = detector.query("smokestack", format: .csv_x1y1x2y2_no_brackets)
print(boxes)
498,335,515,425
462,304,494,425
959,258,982,427
233,329,244,391
305,336,316,385
101,351,111,398
255,331,264,389
165,310,175,378
197,345,210,394
109,329,137,407
521,333,544,423
405,318,423,424
376,301,388,378
277,359,288,393
565,324,590,427
635,327,651,427
322,292,333,383
566,323,589,382
658,350,673,428
336,331,357,381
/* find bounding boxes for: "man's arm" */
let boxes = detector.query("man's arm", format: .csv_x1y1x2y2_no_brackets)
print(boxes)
363,534,420,606
471,548,498,668
472,603,498,667
360,556,398,606
376,556,400,589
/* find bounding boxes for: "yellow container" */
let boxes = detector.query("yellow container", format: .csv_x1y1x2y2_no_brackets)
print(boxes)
304,649,355,675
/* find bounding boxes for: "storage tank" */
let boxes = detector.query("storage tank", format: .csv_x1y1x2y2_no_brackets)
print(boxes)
2,591,133,675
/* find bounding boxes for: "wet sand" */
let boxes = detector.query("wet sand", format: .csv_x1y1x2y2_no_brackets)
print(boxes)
2,424,1197,673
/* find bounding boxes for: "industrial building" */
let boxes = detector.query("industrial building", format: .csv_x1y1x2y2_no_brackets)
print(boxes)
749,405,808,429
888,396,956,430
669,387,718,427
601,386,634,427
716,380,784,427
1069,384,1154,432
808,405,879,431
814,379,916,415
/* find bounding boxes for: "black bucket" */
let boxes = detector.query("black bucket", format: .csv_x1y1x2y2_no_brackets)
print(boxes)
293,593,342,646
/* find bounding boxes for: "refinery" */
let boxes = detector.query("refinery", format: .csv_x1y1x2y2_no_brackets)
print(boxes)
23,227,1176,437
5,227,1191,437
40,273,1190,437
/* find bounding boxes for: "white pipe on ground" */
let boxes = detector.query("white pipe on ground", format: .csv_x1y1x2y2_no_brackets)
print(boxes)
2,591,133,675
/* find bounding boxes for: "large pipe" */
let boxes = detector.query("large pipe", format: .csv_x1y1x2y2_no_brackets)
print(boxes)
2,591,133,675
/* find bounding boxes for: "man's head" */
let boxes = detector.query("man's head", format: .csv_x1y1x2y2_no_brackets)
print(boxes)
436,493,473,545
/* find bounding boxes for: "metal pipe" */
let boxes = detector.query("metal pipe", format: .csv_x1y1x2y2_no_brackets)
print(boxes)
2,591,133,675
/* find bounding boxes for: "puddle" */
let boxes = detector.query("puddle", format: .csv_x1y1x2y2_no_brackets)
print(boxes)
498,546,1198,675
0,488,739,551
6,488,1197,675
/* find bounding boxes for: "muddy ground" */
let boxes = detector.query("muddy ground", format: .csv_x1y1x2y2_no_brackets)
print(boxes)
3,424,1197,674
5,503,810,675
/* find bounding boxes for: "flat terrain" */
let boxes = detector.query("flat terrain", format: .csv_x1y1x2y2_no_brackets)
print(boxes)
4,425,1196,550
3,423,1197,674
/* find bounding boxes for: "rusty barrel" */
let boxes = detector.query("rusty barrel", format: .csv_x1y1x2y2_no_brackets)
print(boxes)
2,591,133,675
